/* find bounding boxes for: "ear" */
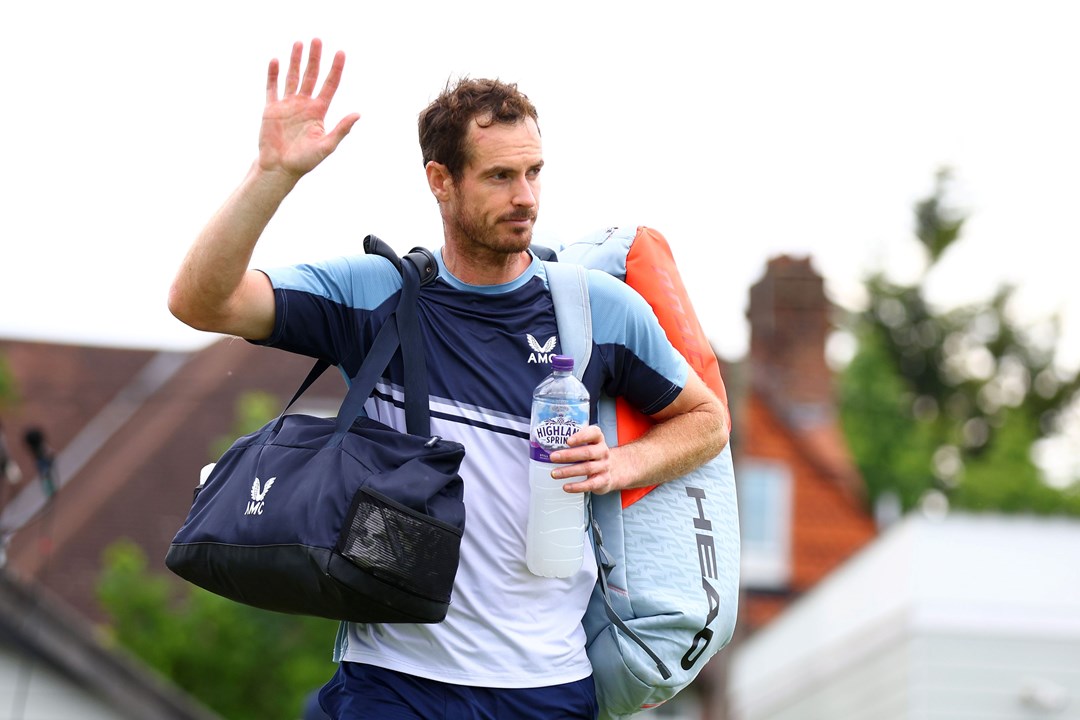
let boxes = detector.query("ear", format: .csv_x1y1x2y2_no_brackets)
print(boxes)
426,161,453,203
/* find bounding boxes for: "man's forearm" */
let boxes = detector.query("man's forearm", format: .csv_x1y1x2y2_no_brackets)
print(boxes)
555,371,728,495
168,163,297,336
612,398,728,491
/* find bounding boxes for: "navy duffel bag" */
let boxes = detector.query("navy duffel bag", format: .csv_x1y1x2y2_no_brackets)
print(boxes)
166,248,465,624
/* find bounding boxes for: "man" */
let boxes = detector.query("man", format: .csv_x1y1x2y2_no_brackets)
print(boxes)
169,39,727,720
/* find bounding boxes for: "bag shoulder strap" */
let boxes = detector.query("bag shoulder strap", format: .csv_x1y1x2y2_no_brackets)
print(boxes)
331,253,425,438
542,259,671,680
280,238,433,441
543,261,591,379
364,234,439,288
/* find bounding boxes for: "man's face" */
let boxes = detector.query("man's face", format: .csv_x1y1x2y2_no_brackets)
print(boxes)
444,117,543,255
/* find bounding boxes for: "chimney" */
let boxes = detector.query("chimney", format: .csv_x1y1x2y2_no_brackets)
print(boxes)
747,256,834,430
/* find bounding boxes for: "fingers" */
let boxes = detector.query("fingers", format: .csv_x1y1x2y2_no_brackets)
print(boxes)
548,425,609,474
261,39,359,172
300,39,322,96
271,40,345,102
317,50,348,104
560,467,616,495
548,425,615,493
266,59,280,104
550,444,604,466
284,41,303,96
549,426,605,461
552,455,606,478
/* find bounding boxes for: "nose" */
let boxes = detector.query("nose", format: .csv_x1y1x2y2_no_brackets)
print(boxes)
512,175,538,209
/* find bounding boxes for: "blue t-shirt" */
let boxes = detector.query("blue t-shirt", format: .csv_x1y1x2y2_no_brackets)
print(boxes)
259,249,689,688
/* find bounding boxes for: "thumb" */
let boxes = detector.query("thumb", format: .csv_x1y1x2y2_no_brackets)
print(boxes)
325,113,361,151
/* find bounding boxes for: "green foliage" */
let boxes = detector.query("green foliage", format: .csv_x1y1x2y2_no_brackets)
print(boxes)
839,169,1080,515
0,352,17,407
96,389,336,718
839,328,939,511
914,168,966,264
210,391,280,460
97,540,339,720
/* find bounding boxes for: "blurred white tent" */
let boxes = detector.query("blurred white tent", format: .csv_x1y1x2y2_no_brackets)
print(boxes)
729,512,1080,719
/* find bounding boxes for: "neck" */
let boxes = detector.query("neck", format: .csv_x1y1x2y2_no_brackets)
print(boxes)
441,233,532,285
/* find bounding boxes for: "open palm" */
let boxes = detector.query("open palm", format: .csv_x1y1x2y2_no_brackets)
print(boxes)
258,39,360,179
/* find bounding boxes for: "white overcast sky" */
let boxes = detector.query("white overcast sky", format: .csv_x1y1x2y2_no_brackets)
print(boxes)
2,0,1078,378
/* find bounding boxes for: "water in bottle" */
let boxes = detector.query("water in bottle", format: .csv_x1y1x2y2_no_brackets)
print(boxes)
527,355,590,578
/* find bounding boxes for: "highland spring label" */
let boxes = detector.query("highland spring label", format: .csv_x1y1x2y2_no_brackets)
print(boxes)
529,411,586,462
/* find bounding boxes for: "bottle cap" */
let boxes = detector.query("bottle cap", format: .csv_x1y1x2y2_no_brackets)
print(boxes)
551,355,574,372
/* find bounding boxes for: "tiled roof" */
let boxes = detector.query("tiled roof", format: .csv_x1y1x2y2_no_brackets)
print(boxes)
0,337,345,621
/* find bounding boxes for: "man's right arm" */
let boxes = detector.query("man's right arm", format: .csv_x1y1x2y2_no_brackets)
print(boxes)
167,39,359,341
168,166,294,340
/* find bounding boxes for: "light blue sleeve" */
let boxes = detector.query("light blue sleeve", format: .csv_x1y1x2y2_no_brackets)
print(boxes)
260,254,402,311
586,269,690,413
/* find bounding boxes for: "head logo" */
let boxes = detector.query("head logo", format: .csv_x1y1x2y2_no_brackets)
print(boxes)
680,486,721,670
527,334,557,364
245,477,276,516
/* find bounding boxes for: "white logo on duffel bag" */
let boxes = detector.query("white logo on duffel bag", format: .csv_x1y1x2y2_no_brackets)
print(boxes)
245,477,276,516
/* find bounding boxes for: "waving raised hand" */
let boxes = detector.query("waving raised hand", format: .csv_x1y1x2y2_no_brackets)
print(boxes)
168,39,361,340
259,39,361,180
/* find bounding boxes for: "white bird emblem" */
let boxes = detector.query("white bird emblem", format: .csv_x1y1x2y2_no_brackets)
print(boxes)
527,334,557,353
251,477,276,502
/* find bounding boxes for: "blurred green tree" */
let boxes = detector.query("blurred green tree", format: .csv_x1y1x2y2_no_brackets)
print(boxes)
98,540,338,720
98,390,336,720
210,390,279,459
0,353,16,407
838,169,1080,515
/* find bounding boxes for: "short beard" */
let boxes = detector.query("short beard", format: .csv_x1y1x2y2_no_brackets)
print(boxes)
451,202,536,256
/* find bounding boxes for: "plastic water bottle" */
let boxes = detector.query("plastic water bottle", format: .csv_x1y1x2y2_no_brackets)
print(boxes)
527,355,590,578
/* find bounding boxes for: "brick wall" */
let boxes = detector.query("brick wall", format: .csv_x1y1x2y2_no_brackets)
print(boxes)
736,256,876,631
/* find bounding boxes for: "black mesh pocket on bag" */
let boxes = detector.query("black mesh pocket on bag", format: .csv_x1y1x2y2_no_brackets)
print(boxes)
338,488,462,603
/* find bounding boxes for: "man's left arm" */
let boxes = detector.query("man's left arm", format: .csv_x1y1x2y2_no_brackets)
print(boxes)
550,371,728,495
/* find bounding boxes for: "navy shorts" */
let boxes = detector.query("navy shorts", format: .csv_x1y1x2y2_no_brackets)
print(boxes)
317,662,598,720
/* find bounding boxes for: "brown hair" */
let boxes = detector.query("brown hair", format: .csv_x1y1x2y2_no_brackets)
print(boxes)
418,77,539,179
